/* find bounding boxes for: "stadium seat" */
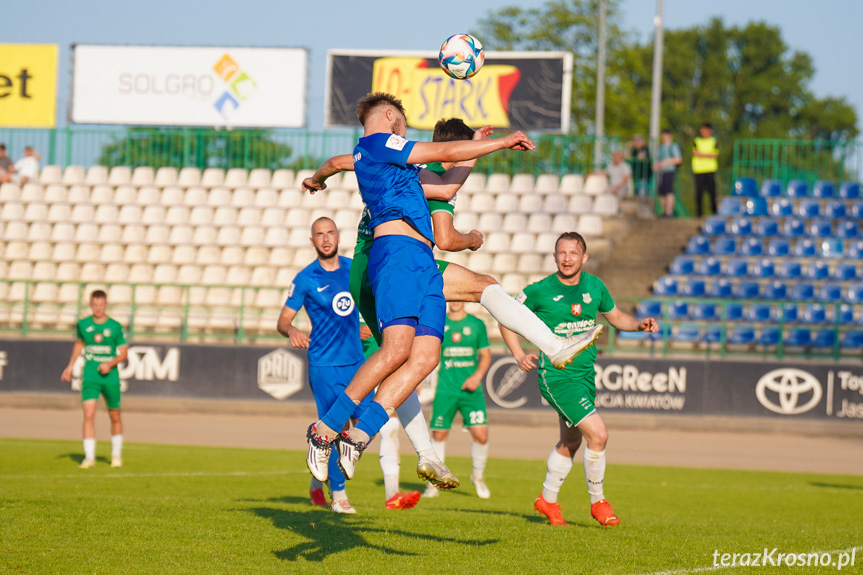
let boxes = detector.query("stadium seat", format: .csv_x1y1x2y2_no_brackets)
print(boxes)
568,195,592,213
747,302,773,322
176,167,201,187
846,284,863,304
485,232,510,253
792,282,815,301
786,180,809,198
224,168,248,188
509,174,535,194
759,326,781,346
237,207,262,227
698,257,722,276
131,166,155,186
576,214,602,236
728,325,755,344
726,259,749,277
812,330,835,348
592,194,619,215
778,261,802,279
743,197,768,217
583,174,609,195
636,300,663,319
38,165,62,184
807,261,830,280
154,167,178,186
740,238,763,256
709,279,734,299
834,262,857,281
270,169,295,189
559,174,584,194
526,213,552,233
232,188,257,207
756,219,779,237
836,221,859,239
702,217,726,236
820,283,844,303
813,180,835,198
501,213,527,233
809,219,833,238
653,276,678,296
735,281,760,299
62,166,85,185
797,200,820,219
485,173,511,193
703,324,723,343
733,177,757,197
469,193,494,212
718,197,743,216
839,181,861,199
820,238,845,259
673,323,702,342
794,239,817,257
509,231,535,253
782,219,806,238
686,236,711,255
683,278,706,297
201,168,225,187
760,180,782,198
670,256,696,275
254,188,279,207
784,328,812,347
770,197,794,218
108,166,132,185
493,193,519,213
849,241,863,259
711,237,736,255
838,304,856,325
477,213,503,231
693,302,719,321
137,186,161,204
541,194,567,213
777,303,799,323
730,218,753,236
461,173,485,193
802,304,827,324
763,280,786,299
0,183,20,201
841,331,863,349
824,201,847,219
85,166,109,185
767,238,791,257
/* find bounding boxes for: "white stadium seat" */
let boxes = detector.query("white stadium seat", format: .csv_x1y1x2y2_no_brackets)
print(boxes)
154,167,178,186
467,252,492,274
108,166,132,186
197,246,221,264
0,183,20,201
493,193,519,213
141,206,166,224
42,184,66,203
485,173,510,193
453,212,477,231
62,166,85,185
339,171,358,191
517,195,542,214
477,213,502,231
147,245,173,265
160,186,184,205
326,189,351,209
526,213,552,233
51,223,75,242
231,188,256,207
224,265,251,285
177,264,202,284
98,224,122,244
245,247,269,266
177,167,201,187
500,273,527,294
510,231,536,253
184,187,208,206
74,242,99,262
131,166,155,186
128,264,154,283
137,186,160,205
144,225,170,244
254,188,278,207
213,206,237,226
208,187,232,206
578,214,604,236
201,168,225,187
224,168,248,188
569,195,593,214
264,227,289,247
501,213,527,233
85,166,109,185
535,174,559,194
509,174,535,194
560,174,585,194
100,244,124,263
271,169,295,189
152,264,178,283
279,189,302,208
120,224,145,244
90,185,114,204
239,226,265,246
469,193,494,212
94,205,119,223
237,207,262,226
491,254,518,275
38,165,63,184
583,173,609,195
24,203,48,221
592,193,619,215
2,201,24,219
461,173,486,193
191,226,217,245
123,244,147,263
114,185,136,204
543,194,568,213
551,213,577,232
28,242,52,262
518,253,542,271
189,206,214,225
118,205,142,224
215,226,241,246
171,244,197,264
250,266,275,287
485,232,510,253
71,205,95,223
221,246,245,265
248,169,272,188
165,206,190,225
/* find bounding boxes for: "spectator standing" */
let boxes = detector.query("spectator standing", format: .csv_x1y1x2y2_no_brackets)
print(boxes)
0,144,13,183
692,123,719,217
13,146,40,185
606,151,632,196
625,134,653,197
654,129,683,217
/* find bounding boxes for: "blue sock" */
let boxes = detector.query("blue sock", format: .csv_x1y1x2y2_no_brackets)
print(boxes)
327,449,346,491
355,401,391,439
321,391,356,436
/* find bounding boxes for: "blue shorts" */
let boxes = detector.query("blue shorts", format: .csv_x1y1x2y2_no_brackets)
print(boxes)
368,235,445,338
308,359,374,420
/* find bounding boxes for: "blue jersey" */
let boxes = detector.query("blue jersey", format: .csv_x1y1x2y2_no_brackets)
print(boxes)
353,132,434,244
285,256,365,367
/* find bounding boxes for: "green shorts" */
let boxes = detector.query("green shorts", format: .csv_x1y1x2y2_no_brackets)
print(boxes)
435,259,450,275
81,379,122,410
537,355,596,427
430,388,488,430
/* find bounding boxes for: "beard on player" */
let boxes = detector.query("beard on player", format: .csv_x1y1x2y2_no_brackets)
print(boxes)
314,242,338,261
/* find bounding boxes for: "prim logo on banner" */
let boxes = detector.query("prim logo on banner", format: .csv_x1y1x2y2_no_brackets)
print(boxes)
485,357,529,409
212,54,257,120
257,349,304,400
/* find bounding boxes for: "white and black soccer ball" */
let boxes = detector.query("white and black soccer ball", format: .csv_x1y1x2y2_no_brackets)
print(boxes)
438,34,485,80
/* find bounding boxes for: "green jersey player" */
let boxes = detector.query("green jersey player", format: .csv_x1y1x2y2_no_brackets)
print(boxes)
427,302,492,500
501,232,658,527
61,290,129,469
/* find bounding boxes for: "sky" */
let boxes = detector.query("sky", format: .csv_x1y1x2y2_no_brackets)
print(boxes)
6,0,862,132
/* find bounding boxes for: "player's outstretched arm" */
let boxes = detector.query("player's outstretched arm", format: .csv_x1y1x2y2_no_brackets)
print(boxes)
602,308,658,333
276,306,311,349
421,125,494,201
302,154,354,193
499,325,538,372
432,212,483,252
60,339,85,382
407,131,535,166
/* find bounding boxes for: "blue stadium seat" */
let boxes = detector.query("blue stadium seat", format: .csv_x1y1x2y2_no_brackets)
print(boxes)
728,325,756,344
794,239,817,257
784,328,812,347
841,330,863,349
730,218,753,236
756,219,779,237
718,197,743,216
710,279,734,299
763,280,787,299
833,262,857,281
743,197,768,217
686,236,711,255
848,241,863,259
802,304,827,324
670,256,696,275
752,259,776,278
778,261,802,279
813,181,835,198
711,237,737,255
836,221,859,239
806,261,830,280
653,276,678,296
702,217,727,236
770,197,794,217
759,326,781,346
768,238,791,257
820,283,844,303
786,180,809,198
782,219,806,237
839,181,861,199
792,282,815,300
733,177,758,197
797,200,820,219
846,284,863,304
809,219,833,238
838,305,855,325
668,300,690,320
735,280,760,299
760,180,783,198
825,201,847,219
693,302,720,321
703,324,723,343
747,302,773,322
813,329,836,348
673,324,702,342
699,257,722,276
726,258,749,277
617,330,649,341
777,303,799,323
852,202,863,219
637,299,663,318
820,238,844,259
724,302,745,321
683,278,706,297
740,237,763,256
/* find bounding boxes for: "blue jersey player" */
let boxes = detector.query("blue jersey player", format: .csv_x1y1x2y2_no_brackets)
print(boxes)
306,92,536,488
277,216,372,514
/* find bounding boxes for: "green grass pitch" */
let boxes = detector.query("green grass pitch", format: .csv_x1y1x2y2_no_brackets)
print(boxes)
1,439,861,574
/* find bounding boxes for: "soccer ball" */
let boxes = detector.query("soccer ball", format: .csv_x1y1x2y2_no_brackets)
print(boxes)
438,34,485,80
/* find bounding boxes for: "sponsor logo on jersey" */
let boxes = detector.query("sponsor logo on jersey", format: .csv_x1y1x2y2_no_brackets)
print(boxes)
452,332,462,343
463,326,472,336
583,293,592,304
332,291,355,317
86,325,95,332
94,333,103,343
104,328,111,337
553,295,564,301
317,285,329,292
571,304,582,316
385,134,408,151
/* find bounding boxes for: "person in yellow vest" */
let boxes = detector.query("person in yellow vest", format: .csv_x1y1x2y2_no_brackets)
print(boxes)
692,123,719,217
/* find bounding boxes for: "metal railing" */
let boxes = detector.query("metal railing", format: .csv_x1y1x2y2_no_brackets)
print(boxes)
732,139,863,188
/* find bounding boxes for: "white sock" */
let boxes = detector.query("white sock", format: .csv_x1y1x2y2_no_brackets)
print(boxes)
310,478,324,491
111,435,123,457
471,441,489,478
541,449,574,504
480,284,562,356
331,489,348,503
431,439,446,464
83,438,96,461
396,392,434,456
378,417,401,499
584,448,606,504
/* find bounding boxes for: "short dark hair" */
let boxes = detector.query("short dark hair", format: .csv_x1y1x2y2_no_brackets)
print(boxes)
0,144,6,151
432,118,475,142
555,232,587,253
700,122,713,130
90,290,107,300
356,92,406,126
661,128,672,135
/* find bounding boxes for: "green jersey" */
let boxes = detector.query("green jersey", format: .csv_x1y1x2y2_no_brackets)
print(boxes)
438,313,489,394
517,272,614,382
75,316,127,383
353,162,456,256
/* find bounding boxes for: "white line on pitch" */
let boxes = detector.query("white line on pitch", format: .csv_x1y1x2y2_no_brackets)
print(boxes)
0,469,309,480
633,546,863,575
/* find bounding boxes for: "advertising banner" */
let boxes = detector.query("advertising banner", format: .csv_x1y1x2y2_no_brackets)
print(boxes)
0,44,58,128
70,45,307,128
325,50,572,132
